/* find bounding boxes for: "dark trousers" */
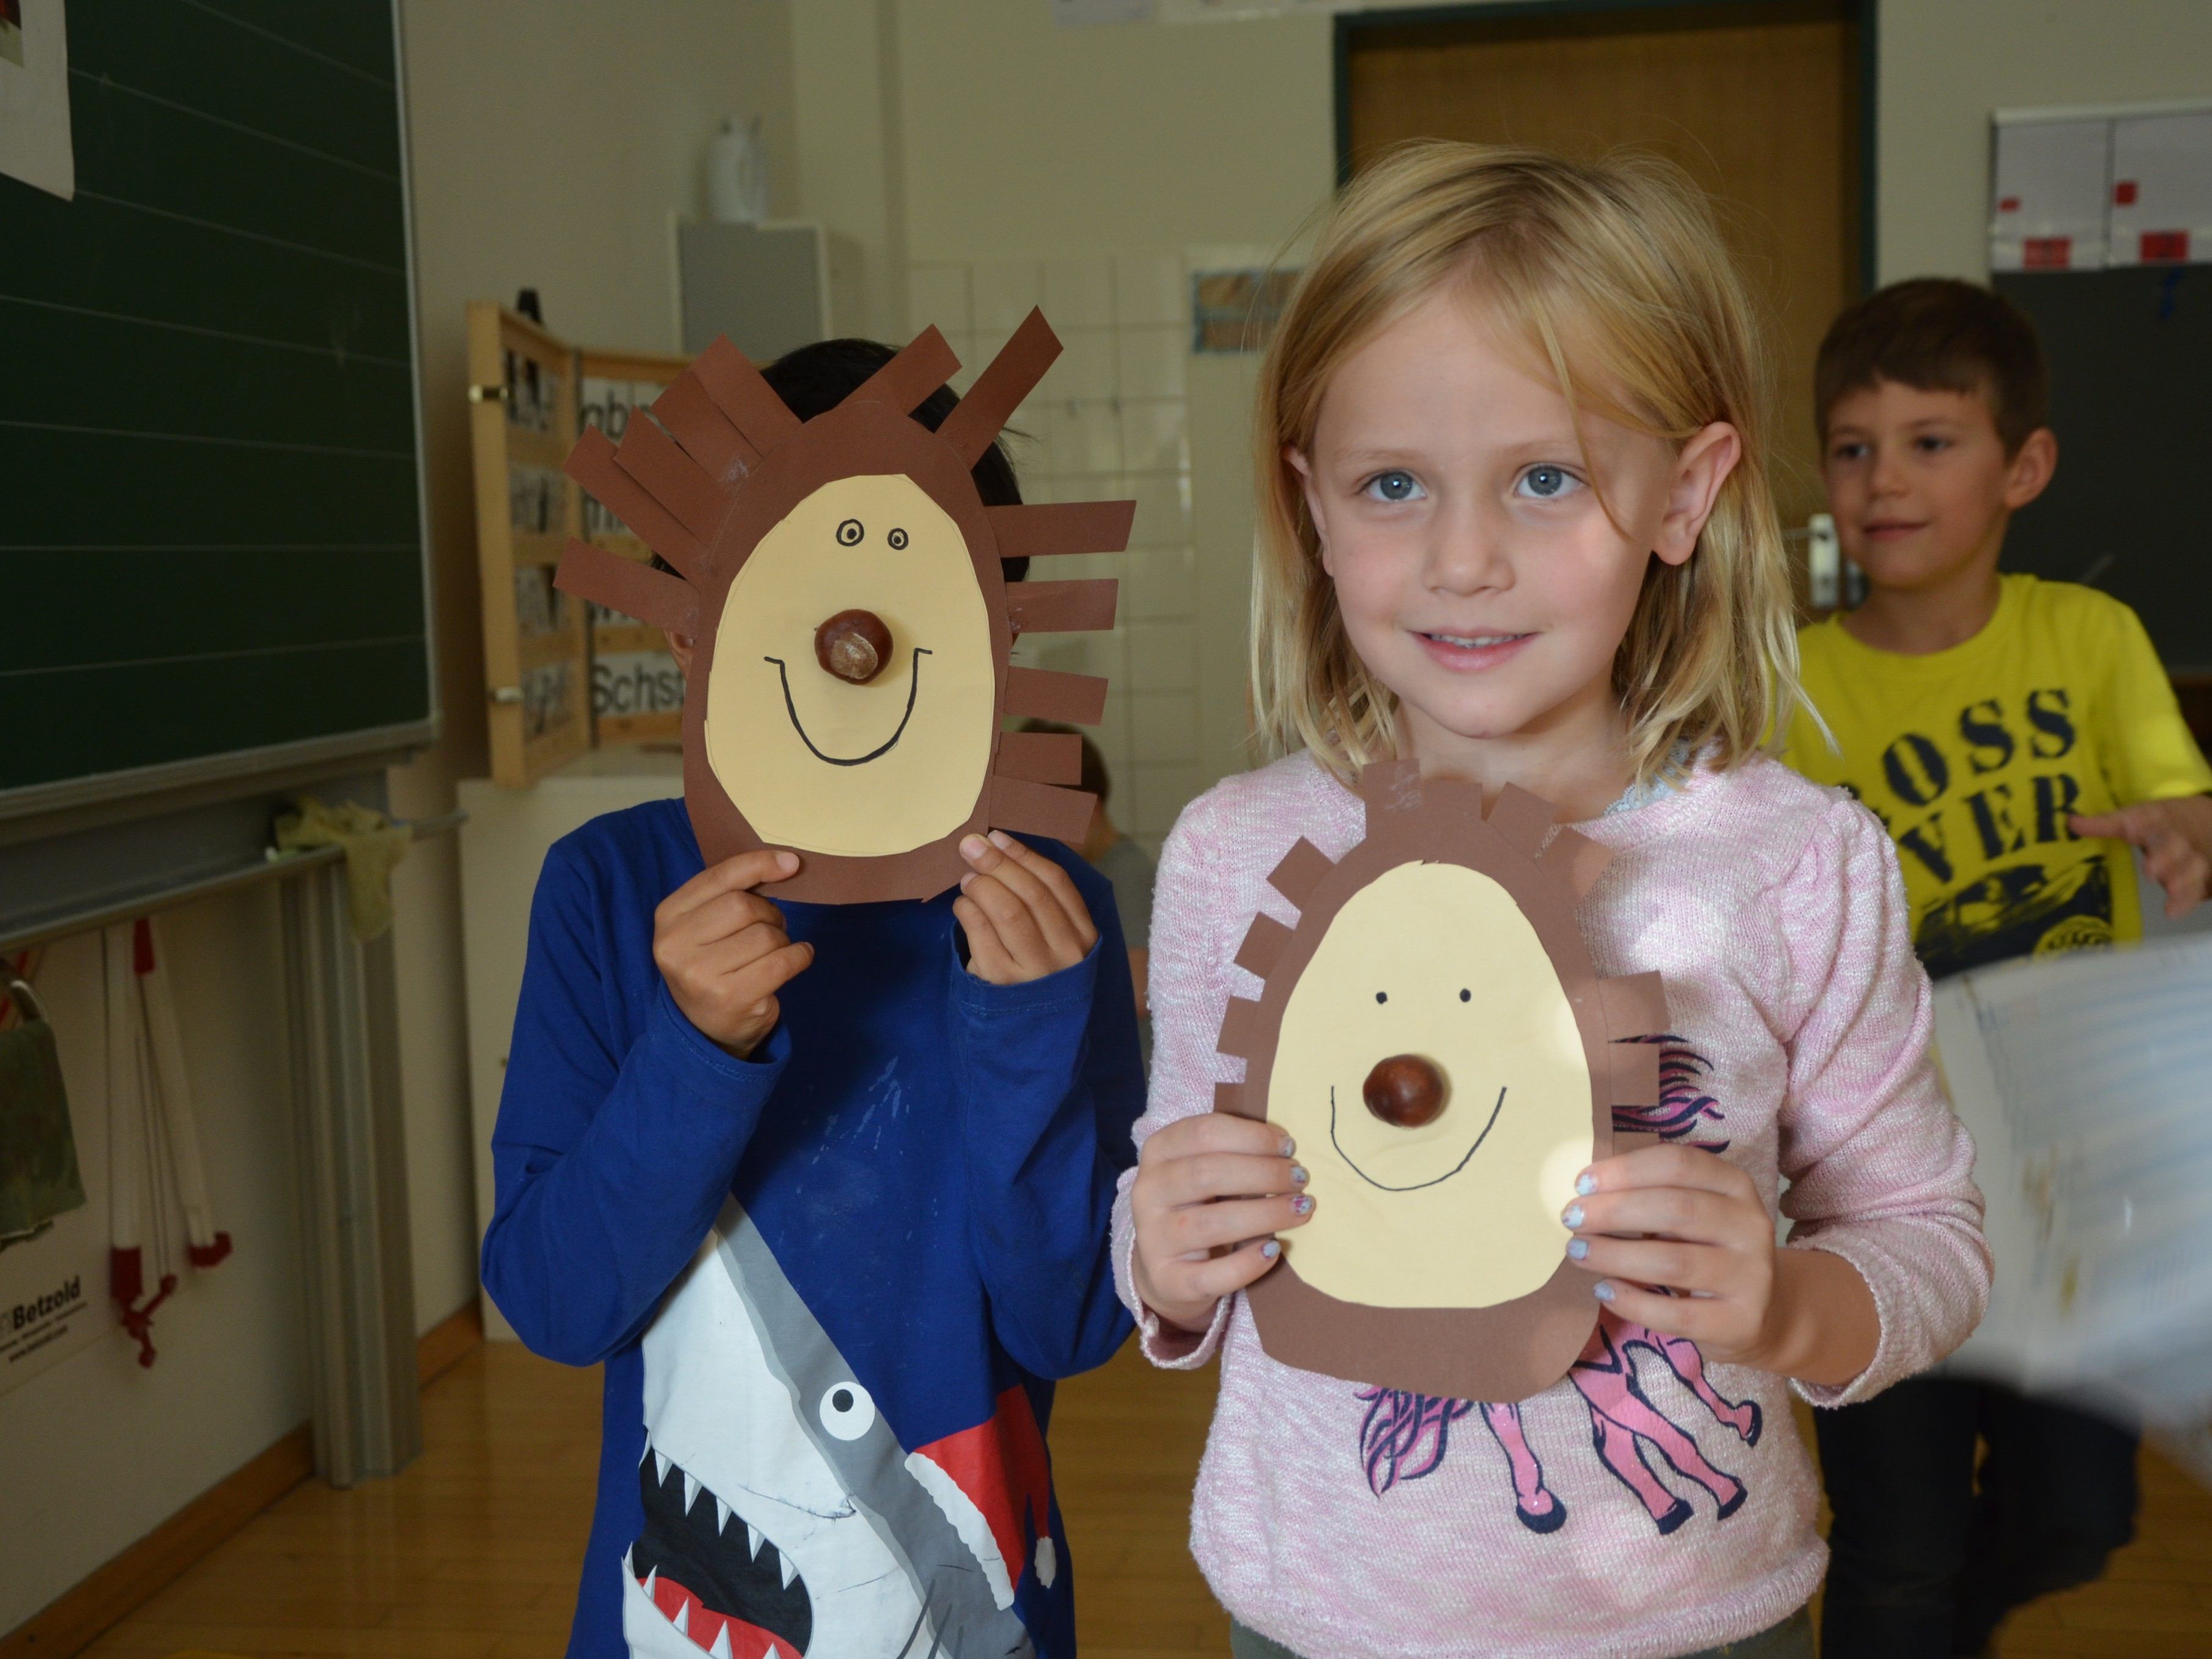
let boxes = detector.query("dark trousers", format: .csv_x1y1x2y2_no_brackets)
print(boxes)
1816,1376,2139,1658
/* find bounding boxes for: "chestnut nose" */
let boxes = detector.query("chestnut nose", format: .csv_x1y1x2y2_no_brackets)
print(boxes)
815,609,892,684
1364,1055,1448,1128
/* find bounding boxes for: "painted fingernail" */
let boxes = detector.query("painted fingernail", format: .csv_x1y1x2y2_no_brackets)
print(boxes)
1279,1136,1296,1156
1575,1171,1599,1197
1593,1280,1616,1303
1260,1240,1281,1259
1562,1203,1585,1229
1566,1238,1589,1260
1290,1194,1314,1215
961,835,988,859
1290,1164,1309,1186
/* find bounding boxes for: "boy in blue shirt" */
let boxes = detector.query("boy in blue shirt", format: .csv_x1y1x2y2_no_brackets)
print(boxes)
483,340,1145,1659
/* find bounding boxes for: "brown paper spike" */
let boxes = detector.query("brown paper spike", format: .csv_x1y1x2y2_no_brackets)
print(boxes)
1602,1040,1662,1108
1265,839,1334,909
1216,997,1268,1060
993,729,1082,786
1234,914,1295,980
988,776,1096,846
614,412,731,547
940,309,1061,467
987,501,1137,561
652,371,760,486
1541,825,1615,900
692,336,803,450
553,539,695,636
851,326,962,416
1354,757,1423,814
1003,666,1108,726
1213,1081,1249,1118
1597,970,1670,1040
1005,579,1119,635
564,427,706,577
1485,784,1555,855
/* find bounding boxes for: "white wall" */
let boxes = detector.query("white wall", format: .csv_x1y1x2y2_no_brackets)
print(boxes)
1876,0,2212,281
0,900,309,1633
390,0,800,1339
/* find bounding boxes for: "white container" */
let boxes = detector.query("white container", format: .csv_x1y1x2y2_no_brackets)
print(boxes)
706,114,768,226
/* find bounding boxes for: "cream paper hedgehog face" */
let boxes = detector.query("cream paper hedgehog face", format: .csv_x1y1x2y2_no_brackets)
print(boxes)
554,312,1132,903
1215,761,1672,1402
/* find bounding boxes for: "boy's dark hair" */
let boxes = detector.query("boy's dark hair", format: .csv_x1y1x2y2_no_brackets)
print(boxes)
1019,720,1110,807
1814,278,2051,455
649,336,1028,580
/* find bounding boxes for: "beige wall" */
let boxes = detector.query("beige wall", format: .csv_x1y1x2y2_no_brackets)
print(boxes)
1877,0,2212,281
390,0,799,1337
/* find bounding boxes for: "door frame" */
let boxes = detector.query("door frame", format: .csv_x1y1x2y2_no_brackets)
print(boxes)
1333,0,1879,294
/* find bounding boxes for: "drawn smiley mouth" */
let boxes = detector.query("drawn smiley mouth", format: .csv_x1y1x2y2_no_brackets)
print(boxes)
763,648,930,767
1327,1084,1508,1192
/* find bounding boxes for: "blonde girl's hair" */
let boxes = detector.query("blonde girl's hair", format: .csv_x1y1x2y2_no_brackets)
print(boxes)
1250,141,1803,786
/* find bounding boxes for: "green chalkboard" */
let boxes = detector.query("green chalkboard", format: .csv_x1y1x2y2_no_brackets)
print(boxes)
0,0,431,807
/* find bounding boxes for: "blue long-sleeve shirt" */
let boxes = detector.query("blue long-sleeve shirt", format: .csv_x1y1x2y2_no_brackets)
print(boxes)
483,799,1143,1659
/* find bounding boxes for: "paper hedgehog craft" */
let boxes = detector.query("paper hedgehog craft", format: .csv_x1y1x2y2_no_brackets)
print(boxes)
1215,759,1674,1402
552,311,1132,903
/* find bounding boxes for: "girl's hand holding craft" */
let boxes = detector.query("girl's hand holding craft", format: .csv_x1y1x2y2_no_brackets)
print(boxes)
1562,1143,1879,1388
955,830,1099,985
1130,1114,1313,1334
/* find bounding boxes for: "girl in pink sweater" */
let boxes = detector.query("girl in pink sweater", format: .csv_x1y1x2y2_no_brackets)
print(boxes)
1115,143,1989,1659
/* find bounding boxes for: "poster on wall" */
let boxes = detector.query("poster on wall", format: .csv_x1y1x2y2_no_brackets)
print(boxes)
1991,103,2212,273
0,0,75,202
2108,111,2212,268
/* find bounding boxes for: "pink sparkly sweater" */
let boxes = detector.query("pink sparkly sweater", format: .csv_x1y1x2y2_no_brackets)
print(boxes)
1110,751,1990,1659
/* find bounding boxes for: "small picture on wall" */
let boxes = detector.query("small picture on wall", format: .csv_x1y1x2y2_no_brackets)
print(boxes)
0,0,78,200
1191,267,1299,354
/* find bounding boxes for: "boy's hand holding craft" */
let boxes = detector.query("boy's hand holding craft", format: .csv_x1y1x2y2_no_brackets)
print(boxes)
955,830,1100,985
1129,1114,1313,1333
653,849,813,1059
1563,1142,1878,1387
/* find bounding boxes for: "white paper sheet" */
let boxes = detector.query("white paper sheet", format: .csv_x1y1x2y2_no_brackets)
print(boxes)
1932,934,2212,1468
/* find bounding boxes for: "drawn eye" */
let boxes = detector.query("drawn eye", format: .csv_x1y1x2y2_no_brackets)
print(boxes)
887,527,909,550
836,519,864,547
1460,988,1471,1002
1375,991,1388,1004
819,1381,876,1440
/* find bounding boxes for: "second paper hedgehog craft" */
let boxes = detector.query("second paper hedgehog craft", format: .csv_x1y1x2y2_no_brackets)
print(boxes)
552,311,1132,904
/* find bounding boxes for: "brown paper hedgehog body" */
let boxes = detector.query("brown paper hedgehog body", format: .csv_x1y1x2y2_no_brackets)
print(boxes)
551,312,1130,903
1216,760,1673,1402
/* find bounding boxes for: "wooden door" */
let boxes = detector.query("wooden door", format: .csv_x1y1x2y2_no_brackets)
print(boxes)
1345,1,1862,533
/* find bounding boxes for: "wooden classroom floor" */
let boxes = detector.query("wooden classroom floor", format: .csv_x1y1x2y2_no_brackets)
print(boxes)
81,1337,2212,1658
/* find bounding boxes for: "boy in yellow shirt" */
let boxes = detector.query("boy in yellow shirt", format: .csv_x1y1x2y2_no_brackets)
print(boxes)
1785,278,2212,1658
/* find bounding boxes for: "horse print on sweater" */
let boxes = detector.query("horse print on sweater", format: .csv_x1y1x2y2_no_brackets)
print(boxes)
1353,1036,1763,1536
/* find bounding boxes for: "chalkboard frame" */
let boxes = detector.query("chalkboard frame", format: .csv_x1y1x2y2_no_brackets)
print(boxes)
0,0,438,832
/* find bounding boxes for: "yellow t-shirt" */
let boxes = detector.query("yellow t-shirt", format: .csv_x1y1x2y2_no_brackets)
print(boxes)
1783,574,2212,978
